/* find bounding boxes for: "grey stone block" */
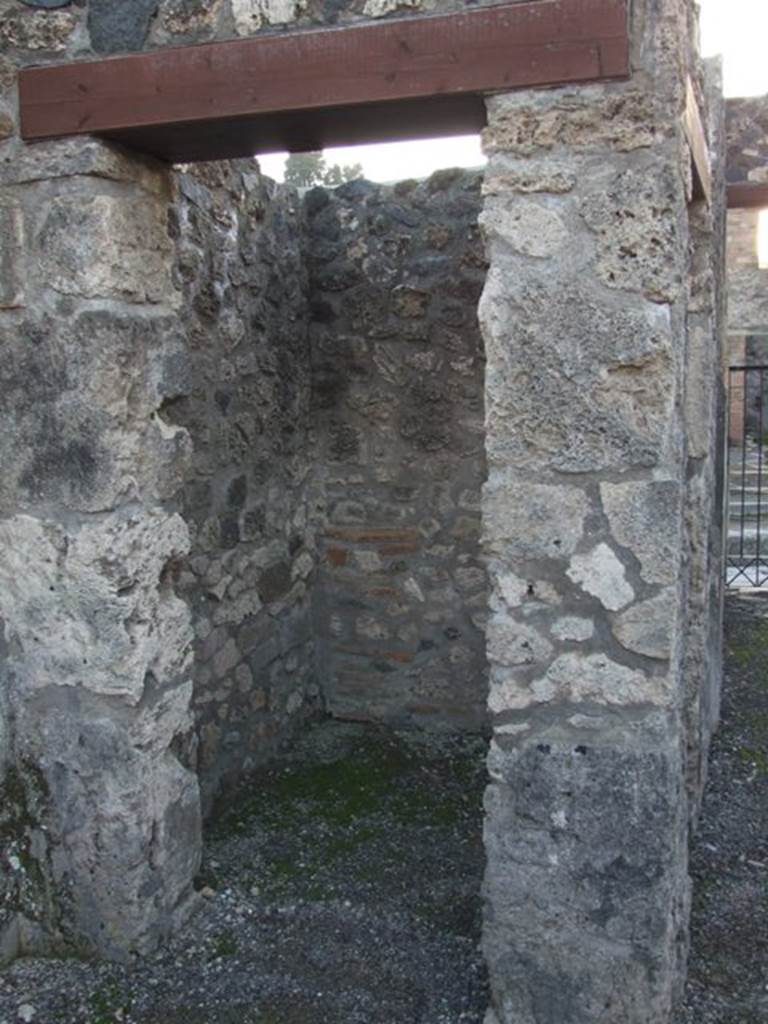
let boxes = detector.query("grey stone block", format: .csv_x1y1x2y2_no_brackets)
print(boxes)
88,0,159,53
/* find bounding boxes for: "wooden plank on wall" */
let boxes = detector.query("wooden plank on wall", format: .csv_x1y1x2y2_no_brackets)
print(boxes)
18,0,630,163
683,77,712,205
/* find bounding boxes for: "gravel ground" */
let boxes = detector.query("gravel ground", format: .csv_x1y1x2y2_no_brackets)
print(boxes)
0,723,488,1024
2,595,766,1024
674,594,768,1024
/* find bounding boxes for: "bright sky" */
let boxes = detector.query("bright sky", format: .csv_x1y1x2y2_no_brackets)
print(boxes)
259,0,768,184
257,133,484,184
699,0,768,97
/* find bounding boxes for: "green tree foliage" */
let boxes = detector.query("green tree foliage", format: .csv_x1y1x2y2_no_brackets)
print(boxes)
284,151,363,187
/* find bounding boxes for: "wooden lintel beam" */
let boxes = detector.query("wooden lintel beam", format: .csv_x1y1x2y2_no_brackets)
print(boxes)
727,182,768,210
18,0,630,164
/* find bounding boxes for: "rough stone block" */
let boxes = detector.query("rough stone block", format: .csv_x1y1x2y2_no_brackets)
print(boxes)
0,509,192,704
38,194,176,304
489,652,670,713
231,0,303,32
581,164,685,303
0,310,192,513
158,0,224,37
363,0,424,16
487,616,553,669
483,476,588,561
0,110,13,142
0,137,168,191
483,87,657,156
88,0,159,53
612,589,677,660
0,9,77,50
601,481,681,585
13,700,201,959
484,724,688,1024
479,199,568,259
0,201,24,309
480,274,677,473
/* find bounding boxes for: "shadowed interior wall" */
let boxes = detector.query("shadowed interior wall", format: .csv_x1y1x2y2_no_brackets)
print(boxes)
158,164,490,816
306,172,488,730
162,161,321,813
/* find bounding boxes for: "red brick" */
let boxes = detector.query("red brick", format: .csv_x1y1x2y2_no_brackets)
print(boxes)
326,547,348,567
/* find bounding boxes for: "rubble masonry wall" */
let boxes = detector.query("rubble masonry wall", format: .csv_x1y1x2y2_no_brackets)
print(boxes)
306,173,488,730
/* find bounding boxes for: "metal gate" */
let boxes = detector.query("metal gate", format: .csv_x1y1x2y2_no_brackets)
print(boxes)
727,365,768,589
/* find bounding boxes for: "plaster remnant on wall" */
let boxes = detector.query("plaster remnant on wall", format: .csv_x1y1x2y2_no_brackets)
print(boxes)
566,543,634,611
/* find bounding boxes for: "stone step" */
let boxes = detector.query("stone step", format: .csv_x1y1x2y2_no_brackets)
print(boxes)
727,542,768,556
728,470,766,483
728,503,768,517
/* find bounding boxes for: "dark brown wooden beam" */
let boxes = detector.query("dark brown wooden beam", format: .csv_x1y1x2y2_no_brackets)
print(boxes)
728,182,768,210
18,0,630,164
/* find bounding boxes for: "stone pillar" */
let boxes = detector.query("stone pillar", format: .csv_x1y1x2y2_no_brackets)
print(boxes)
683,59,727,821
0,134,201,959
479,2,712,1020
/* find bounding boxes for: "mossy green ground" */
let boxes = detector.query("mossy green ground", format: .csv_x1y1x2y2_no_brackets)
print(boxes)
0,720,488,1024
676,597,768,1023
206,724,486,937
725,615,768,775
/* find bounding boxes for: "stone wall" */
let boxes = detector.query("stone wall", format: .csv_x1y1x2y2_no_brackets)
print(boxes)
726,209,768,332
726,96,768,188
166,162,321,813
683,58,727,824
306,172,488,730
480,1,724,1021
0,135,201,960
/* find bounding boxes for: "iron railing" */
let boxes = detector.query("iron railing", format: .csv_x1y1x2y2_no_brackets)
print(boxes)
727,365,768,589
